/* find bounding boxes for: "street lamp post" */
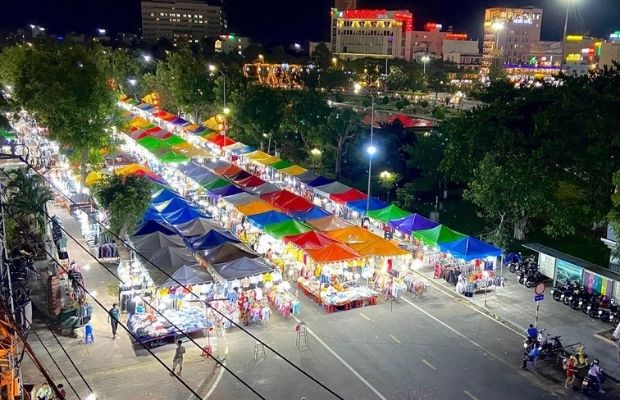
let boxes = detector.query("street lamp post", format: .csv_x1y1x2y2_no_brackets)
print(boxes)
208,65,228,115
310,148,322,172
491,21,505,71
421,55,430,75
354,83,376,215
127,78,137,98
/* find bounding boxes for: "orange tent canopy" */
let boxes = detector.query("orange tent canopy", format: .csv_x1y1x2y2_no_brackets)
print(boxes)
326,226,381,244
349,238,410,257
236,200,275,216
305,242,362,263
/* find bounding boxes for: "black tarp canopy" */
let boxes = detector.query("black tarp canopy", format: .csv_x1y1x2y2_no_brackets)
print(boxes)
160,264,214,287
131,231,185,258
200,242,257,264
211,257,273,280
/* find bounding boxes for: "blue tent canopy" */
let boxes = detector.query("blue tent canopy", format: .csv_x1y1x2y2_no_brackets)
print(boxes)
151,188,182,204
306,176,334,188
290,206,330,221
164,206,210,225
154,197,191,214
247,211,291,228
188,229,240,251
141,207,167,223
438,237,502,261
134,219,177,236
208,185,245,198
231,145,256,155
389,213,439,235
346,197,388,214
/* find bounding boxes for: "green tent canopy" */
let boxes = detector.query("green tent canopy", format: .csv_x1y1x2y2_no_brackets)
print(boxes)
137,136,168,151
264,220,312,239
202,177,231,190
0,129,17,140
157,151,190,163
412,224,466,246
269,159,293,170
367,204,412,223
161,135,187,146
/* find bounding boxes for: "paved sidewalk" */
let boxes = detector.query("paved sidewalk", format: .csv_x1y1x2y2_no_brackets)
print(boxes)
21,205,224,400
418,266,620,379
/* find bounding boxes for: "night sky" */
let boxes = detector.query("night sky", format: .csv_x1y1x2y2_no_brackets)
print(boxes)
1,0,619,43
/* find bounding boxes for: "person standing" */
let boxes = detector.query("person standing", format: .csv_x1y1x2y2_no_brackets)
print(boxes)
57,383,67,398
171,340,186,376
564,355,577,388
526,324,538,341
107,303,120,339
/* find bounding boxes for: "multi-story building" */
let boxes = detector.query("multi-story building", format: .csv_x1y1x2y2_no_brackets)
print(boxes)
527,41,562,67
330,8,414,61
562,35,602,75
442,39,481,71
335,0,357,10
214,33,250,55
482,7,543,73
141,0,226,44
411,23,446,57
598,31,620,69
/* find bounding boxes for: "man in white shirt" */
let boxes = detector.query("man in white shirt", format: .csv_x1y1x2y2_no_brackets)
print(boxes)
587,360,604,393
171,340,186,376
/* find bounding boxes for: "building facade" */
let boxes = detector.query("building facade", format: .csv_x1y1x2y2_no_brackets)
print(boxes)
334,0,357,10
482,7,543,73
527,41,562,67
562,35,602,75
442,39,481,71
330,8,414,61
141,0,226,43
599,32,620,69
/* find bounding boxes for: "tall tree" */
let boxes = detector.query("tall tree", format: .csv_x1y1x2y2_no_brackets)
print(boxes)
231,85,287,148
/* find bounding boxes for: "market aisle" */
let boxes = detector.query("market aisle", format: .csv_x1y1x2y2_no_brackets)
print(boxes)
21,205,222,400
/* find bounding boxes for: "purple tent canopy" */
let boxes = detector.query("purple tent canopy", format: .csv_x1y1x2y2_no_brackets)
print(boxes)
208,184,245,198
306,176,334,187
171,117,189,125
389,213,439,235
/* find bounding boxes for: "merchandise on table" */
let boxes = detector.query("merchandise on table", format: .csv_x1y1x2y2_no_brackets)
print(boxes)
297,276,378,311
127,306,211,341
265,285,300,317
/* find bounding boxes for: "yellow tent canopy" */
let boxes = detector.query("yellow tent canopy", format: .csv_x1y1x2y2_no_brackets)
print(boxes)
235,200,275,216
129,117,150,128
246,150,270,160
280,165,307,176
115,163,153,175
183,123,200,132
85,171,103,187
173,145,210,158
203,114,226,131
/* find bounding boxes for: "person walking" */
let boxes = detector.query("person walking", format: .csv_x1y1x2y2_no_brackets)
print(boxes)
564,355,577,388
171,340,186,376
522,343,540,370
107,303,120,339
57,384,66,399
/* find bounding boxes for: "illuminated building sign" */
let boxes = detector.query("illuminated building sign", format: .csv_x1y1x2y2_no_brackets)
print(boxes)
610,31,620,41
424,22,442,32
566,53,581,62
394,12,413,31
446,33,468,40
566,35,583,42
512,15,532,24
343,9,387,19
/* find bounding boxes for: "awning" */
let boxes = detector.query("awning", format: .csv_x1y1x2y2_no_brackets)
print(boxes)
154,197,191,214
201,242,258,264
280,165,308,176
163,206,210,225
132,231,185,258
314,181,351,196
264,220,312,239
305,243,361,263
306,176,334,187
346,197,388,214
134,220,177,236
330,188,367,204
247,211,291,228
305,215,352,231
283,230,336,250
174,217,221,238
235,200,275,216
413,225,467,246
160,264,213,287
389,214,438,235
326,226,380,245
367,204,412,223
188,229,241,251
289,206,331,221
439,237,502,261
211,257,273,280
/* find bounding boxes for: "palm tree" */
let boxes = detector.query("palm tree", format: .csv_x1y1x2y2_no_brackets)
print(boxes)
6,168,54,235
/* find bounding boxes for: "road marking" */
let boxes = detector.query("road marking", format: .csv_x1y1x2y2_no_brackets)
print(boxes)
294,316,387,400
360,312,371,321
464,390,479,400
421,359,436,370
201,343,229,399
388,334,402,344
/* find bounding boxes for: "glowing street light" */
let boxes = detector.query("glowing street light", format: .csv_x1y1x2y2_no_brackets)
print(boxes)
310,148,322,172
209,64,227,118
354,82,376,214
332,57,338,66
379,170,393,180
127,79,137,86
258,54,264,62
366,145,377,156
97,28,107,36
421,55,430,74
142,54,152,63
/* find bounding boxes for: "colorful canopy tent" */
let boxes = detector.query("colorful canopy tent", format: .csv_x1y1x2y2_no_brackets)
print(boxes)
173,145,210,158
330,188,367,204
161,135,187,147
208,184,245,198
295,170,319,183
413,225,467,246
137,136,168,151
134,220,177,236
132,231,186,258
154,197,191,214
188,229,241,251
223,142,247,152
280,165,308,176
85,171,103,187
145,246,197,272
201,242,258,264
156,151,190,164
264,220,312,239
174,217,221,238
203,159,231,171
314,181,351,196
235,175,265,188
171,117,189,126
151,188,182,204
208,134,236,148
247,211,291,228
115,164,154,176
349,239,410,257
245,150,270,160
248,182,281,195
389,214,439,235
306,176,334,188
140,208,167,223
228,170,251,181
262,190,313,213
129,130,150,140
306,215,352,231
346,197,388,214
305,243,362,264
221,192,257,206
236,200,275,216
253,154,281,166
326,226,380,244
160,264,213,287
211,257,273,280
438,237,502,261
149,130,173,139
367,204,412,223
283,231,336,250
289,206,331,221
231,145,256,155
214,164,242,177
163,206,210,225
202,177,230,190
269,160,293,170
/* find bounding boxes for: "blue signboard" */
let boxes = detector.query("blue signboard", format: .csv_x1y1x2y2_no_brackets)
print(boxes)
534,294,544,302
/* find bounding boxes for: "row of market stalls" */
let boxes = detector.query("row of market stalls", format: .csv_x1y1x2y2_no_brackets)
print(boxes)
114,96,503,305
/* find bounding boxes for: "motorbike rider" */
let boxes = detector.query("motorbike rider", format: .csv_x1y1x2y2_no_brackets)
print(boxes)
587,359,604,394
526,324,538,340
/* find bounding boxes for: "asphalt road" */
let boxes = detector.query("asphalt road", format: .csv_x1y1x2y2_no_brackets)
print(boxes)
207,286,580,400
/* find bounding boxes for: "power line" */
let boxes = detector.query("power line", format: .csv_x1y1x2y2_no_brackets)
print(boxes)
0,204,205,400
19,155,346,399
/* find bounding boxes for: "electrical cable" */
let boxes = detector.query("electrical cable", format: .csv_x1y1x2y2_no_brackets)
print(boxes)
17,154,346,399
0,204,205,400
24,317,82,400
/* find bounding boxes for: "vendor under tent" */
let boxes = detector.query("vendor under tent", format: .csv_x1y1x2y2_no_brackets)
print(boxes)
314,181,352,197
144,246,198,270
134,219,177,236
389,213,438,235
153,197,191,214
289,206,331,221
413,225,467,247
163,206,210,225
131,231,186,258
438,237,502,261
263,220,312,239
247,210,291,228
211,257,273,280
235,200,275,216
174,217,221,238
151,188,182,204
330,188,367,204
306,215,352,231
283,230,336,250
346,197,388,214
200,241,258,264
367,204,412,223
306,176,334,188
188,229,241,251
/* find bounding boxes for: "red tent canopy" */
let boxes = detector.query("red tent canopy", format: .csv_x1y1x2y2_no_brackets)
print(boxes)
330,188,367,204
260,190,293,204
283,231,336,250
235,175,265,188
208,134,237,147
130,126,139,132
152,111,168,118
260,190,313,212
130,131,150,140
144,126,162,134
160,113,177,121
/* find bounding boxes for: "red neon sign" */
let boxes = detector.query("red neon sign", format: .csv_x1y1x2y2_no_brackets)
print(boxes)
424,22,442,32
394,12,413,32
343,9,387,19
446,33,468,40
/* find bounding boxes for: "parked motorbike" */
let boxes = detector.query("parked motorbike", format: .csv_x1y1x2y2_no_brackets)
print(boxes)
581,360,605,395
519,269,544,288
505,252,522,273
538,333,566,360
552,280,577,302
597,299,618,323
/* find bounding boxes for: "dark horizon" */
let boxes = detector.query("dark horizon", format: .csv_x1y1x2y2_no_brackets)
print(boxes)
1,0,618,44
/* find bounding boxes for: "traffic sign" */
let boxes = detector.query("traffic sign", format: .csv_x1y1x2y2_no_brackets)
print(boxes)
534,294,544,302
534,283,545,295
